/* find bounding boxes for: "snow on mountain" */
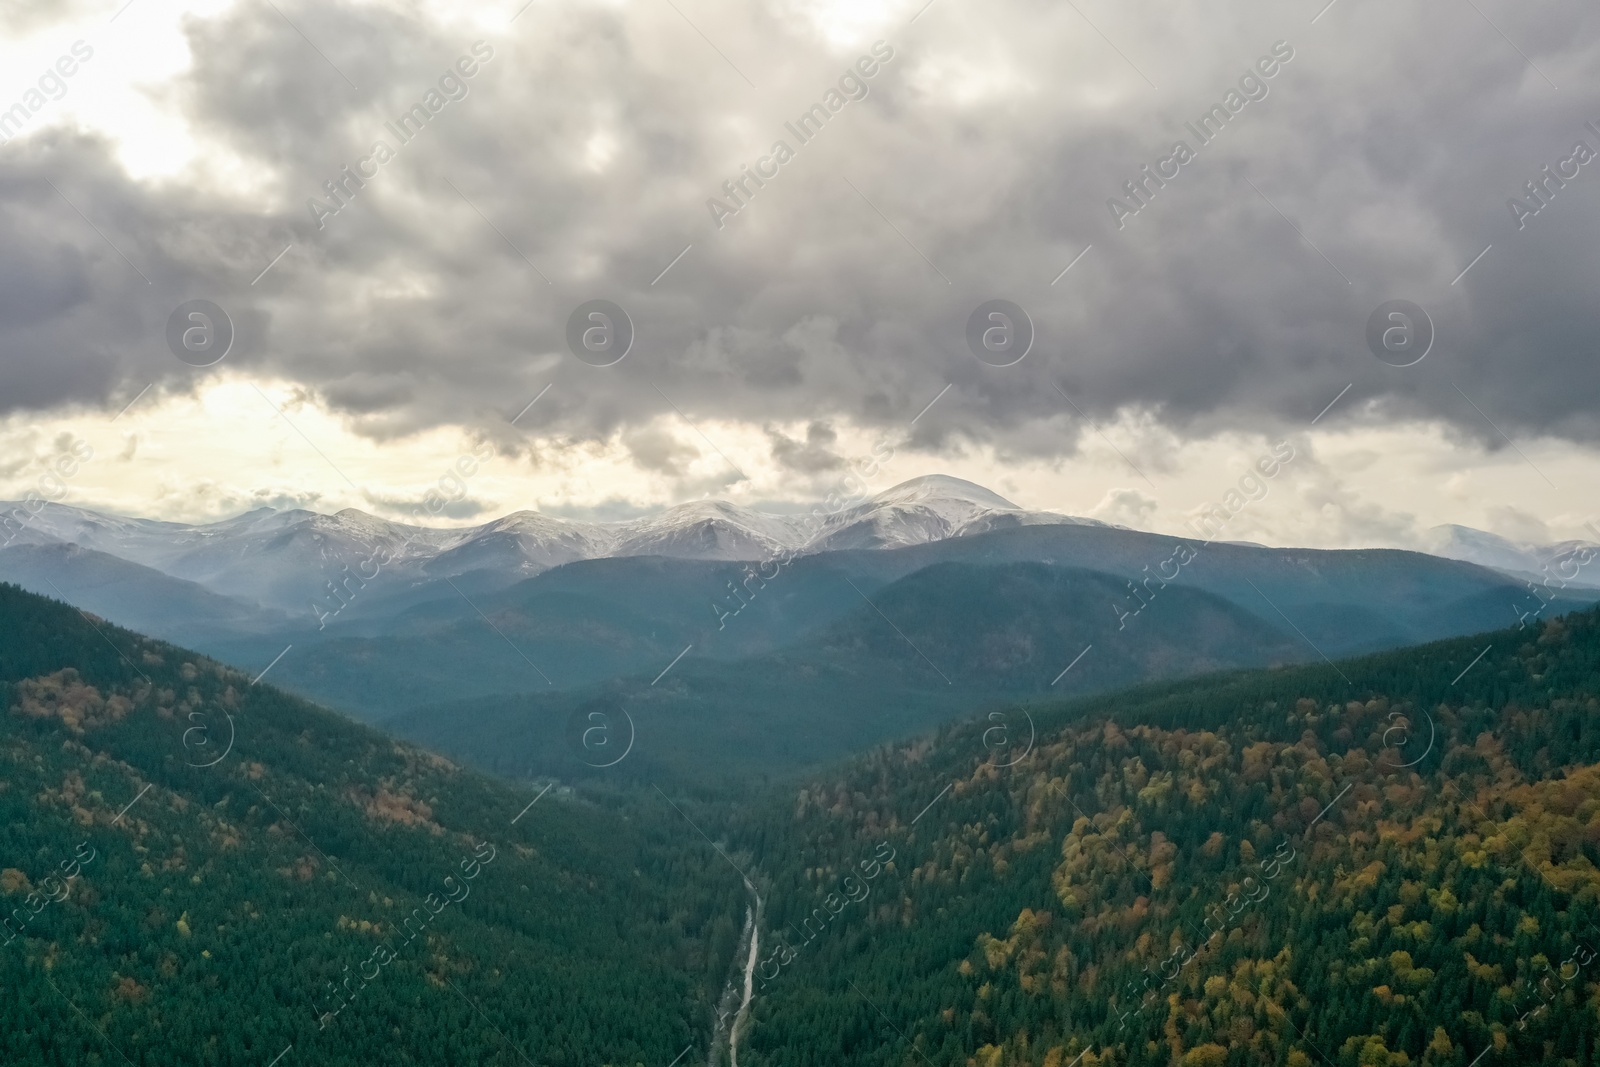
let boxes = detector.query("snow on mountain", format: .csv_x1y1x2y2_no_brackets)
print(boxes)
0,501,191,557
3,503,458,614
806,475,1106,552
609,501,807,561
421,511,607,579
14,487,1600,657
1423,524,1600,588
0,478,1104,616
138,511,433,605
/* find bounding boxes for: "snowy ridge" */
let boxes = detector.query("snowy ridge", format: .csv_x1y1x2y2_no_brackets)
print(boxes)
0,477,1092,614
9,482,1594,619
1424,524,1600,588
809,474,1106,551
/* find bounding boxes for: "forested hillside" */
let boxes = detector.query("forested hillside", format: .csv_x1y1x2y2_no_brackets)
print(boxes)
0,583,745,1066
10,576,1600,1067
391,561,1307,787
718,608,1600,1067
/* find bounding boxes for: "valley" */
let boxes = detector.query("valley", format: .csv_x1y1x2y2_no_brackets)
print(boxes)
8,3,1599,1062
5,573,1600,1065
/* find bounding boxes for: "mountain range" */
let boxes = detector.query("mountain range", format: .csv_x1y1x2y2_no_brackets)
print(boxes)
0,476,1102,619
1423,522,1600,587
2,475,1594,773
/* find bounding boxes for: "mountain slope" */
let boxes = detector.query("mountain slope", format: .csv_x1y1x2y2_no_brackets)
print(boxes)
806,475,1104,551
0,582,743,1067
387,561,1308,784
811,525,1589,652
287,524,1586,724
714,606,1600,1067
9,581,1600,1066
1426,522,1600,589
0,542,290,646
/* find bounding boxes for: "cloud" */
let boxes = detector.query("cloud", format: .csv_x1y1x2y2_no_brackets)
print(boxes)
0,0,96,35
623,425,700,476
1246,435,1423,550
143,481,328,521
767,419,844,473
1089,487,1157,528
0,0,1597,473
1484,504,1553,545
362,489,491,521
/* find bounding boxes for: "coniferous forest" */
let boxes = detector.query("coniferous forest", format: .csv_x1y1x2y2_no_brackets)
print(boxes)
6,578,1600,1065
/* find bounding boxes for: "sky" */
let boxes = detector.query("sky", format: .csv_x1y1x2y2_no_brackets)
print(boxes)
1,0,1598,550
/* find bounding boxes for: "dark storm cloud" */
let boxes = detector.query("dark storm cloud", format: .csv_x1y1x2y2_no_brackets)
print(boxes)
0,216,90,329
2,0,1599,460
624,425,702,476
767,420,844,473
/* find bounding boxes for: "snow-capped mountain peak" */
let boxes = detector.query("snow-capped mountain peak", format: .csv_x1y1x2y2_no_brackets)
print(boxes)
1,477,1102,614
806,476,1103,552
1423,523,1600,588
867,474,1022,512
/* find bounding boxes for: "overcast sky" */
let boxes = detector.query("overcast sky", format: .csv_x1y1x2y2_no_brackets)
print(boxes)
1,0,1598,549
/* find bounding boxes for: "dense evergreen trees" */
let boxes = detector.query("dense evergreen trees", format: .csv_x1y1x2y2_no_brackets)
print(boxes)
9,578,1600,1065
719,610,1600,1067
0,583,745,1065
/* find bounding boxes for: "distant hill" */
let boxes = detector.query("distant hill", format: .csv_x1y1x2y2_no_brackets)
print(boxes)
0,542,289,647
1425,522,1600,589
388,561,1308,784
232,524,1584,724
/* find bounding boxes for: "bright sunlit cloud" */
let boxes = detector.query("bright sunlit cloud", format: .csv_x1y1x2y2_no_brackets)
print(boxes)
4,374,1596,551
